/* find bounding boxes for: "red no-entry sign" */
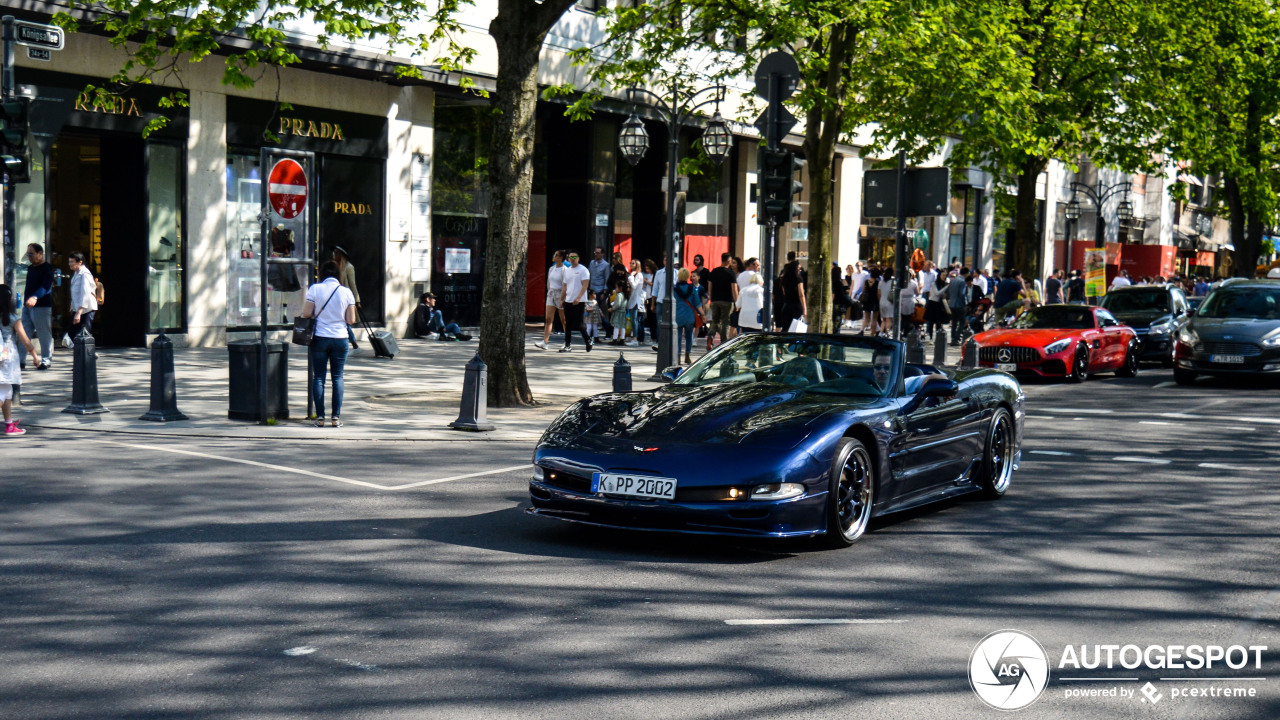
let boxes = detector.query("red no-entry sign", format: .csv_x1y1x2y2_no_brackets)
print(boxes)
267,158,308,219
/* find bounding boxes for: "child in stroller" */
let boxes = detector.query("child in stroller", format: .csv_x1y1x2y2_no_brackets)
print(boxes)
968,297,993,334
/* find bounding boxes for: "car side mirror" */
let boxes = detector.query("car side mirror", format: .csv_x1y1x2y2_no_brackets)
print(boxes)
661,365,684,382
902,377,959,414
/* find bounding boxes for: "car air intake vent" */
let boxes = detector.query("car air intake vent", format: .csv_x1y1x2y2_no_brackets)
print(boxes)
1195,342,1262,356
979,346,1041,363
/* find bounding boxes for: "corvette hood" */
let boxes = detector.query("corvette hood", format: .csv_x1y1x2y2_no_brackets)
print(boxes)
543,382,881,447
975,327,1080,348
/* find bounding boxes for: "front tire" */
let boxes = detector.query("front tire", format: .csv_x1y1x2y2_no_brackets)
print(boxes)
1116,339,1139,377
822,438,875,548
1067,344,1089,383
978,408,1015,499
1174,367,1197,385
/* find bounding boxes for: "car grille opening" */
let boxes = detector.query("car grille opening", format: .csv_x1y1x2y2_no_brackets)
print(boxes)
1195,341,1263,357
979,346,1042,363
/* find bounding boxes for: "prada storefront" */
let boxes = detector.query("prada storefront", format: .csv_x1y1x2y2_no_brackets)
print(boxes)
13,69,188,347
225,98,388,331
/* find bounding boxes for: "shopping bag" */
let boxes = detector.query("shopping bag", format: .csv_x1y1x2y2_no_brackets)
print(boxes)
788,318,808,333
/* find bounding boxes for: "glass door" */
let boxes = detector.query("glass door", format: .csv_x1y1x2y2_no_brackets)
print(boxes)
146,142,185,331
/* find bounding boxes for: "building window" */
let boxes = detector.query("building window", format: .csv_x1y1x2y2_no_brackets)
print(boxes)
146,143,185,331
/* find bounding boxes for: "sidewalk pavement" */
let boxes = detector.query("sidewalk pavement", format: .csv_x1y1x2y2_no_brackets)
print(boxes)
13,331,667,443
11,325,961,443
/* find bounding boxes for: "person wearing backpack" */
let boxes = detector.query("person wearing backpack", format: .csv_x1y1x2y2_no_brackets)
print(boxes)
67,252,98,338
301,261,357,428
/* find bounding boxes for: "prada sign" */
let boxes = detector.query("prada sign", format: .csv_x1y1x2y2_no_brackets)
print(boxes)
74,90,143,117
278,116,345,141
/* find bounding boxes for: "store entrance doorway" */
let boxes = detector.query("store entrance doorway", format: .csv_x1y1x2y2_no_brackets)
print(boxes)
49,133,149,347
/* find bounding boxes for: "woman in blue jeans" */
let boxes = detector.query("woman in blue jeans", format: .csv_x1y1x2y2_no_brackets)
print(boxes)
673,268,702,365
301,261,357,427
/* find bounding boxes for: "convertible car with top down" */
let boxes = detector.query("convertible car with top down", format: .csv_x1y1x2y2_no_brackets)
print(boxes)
526,333,1024,548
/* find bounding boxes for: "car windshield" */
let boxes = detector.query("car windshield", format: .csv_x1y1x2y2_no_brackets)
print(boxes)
1010,306,1095,329
1197,287,1280,320
672,334,899,397
1101,288,1168,313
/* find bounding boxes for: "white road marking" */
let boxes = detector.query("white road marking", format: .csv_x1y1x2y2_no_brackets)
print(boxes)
1199,463,1261,472
1152,381,1176,389
1112,456,1171,465
1139,421,1173,426
1037,408,1114,414
1161,412,1280,426
283,646,317,656
724,618,908,626
90,439,528,491
1029,450,1076,456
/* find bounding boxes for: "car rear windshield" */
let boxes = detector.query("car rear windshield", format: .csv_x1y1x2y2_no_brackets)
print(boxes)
1010,306,1095,329
1101,289,1168,313
1198,287,1280,319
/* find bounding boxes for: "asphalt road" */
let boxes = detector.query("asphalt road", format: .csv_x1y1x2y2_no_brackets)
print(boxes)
2,367,1277,719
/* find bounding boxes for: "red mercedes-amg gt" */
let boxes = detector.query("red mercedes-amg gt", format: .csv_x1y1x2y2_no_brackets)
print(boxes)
974,305,1139,382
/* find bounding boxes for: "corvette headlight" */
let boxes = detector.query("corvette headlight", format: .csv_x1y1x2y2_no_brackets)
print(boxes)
750,483,806,500
1177,327,1199,345
1149,318,1174,335
1043,338,1071,355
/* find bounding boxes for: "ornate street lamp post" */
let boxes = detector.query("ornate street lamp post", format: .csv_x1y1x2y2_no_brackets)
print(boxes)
618,84,731,379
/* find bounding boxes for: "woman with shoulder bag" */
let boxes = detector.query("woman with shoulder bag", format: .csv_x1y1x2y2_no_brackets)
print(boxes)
301,261,357,428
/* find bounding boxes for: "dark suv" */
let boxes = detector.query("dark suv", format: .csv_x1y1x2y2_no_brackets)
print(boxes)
1099,284,1191,366
1173,278,1280,384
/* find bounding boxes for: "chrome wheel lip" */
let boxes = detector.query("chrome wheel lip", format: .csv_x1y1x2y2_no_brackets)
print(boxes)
836,446,873,540
990,415,1015,493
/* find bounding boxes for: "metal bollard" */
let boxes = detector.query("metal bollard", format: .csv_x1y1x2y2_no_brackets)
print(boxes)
449,353,495,432
140,332,189,422
960,338,979,369
612,353,632,393
906,331,925,364
933,327,948,367
63,328,109,415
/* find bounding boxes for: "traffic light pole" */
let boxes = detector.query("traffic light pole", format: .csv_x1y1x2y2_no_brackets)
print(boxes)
1,16,14,289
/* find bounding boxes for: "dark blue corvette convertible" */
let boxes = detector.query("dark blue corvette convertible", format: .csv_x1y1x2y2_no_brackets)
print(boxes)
527,333,1024,548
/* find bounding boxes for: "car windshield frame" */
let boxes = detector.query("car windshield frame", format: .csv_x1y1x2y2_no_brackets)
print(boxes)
671,333,903,398
1197,286,1280,320
1101,288,1170,314
1010,306,1097,330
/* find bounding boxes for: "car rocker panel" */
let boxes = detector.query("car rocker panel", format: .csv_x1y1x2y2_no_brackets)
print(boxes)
527,333,1024,546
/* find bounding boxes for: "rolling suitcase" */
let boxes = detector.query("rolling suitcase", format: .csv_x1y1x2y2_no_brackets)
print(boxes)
359,311,398,359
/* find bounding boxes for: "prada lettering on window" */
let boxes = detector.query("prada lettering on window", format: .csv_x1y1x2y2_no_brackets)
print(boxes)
74,91,142,117
278,117,345,141
333,202,373,215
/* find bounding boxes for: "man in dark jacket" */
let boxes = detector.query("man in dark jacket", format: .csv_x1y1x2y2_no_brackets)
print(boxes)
22,243,55,370
413,292,471,341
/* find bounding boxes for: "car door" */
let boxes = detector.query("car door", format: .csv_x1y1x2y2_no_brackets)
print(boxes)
891,374,984,498
1096,308,1126,368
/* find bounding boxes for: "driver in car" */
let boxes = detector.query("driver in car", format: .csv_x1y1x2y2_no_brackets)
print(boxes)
873,346,953,399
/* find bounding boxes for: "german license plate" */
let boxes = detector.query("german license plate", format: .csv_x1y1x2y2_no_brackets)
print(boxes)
996,363,1017,372
592,472,677,500
1211,354,1245,364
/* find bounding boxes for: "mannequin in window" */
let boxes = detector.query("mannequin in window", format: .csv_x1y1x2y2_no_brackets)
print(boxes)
267,225,301,292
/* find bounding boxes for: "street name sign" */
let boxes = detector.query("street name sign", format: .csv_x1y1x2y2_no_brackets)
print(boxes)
13,20,64,51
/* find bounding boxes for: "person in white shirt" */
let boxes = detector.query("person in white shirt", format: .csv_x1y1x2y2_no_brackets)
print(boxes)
737,257,760,295
534,250,568,350
301,261,358,428
627,260,648,346
898,269,920,329
736,272,765,333
975,269,990,297
917,261,938,298
849,261,870,300
1110,270,1132,290
560,251,593,352
67,252,99,338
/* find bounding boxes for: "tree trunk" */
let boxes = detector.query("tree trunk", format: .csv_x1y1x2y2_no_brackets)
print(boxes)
1011,157,1046,277
1224,175,1247,277
802,24,851,335
1233,90,1265,277
480,0,575,406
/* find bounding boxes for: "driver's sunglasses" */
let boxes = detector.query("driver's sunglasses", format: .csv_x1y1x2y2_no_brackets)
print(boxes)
874,364,892,372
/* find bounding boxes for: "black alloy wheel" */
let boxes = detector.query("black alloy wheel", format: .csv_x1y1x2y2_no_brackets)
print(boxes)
1067,344,1089,383
978,408,1015,499
1117,339,1139,377
823,437,875,548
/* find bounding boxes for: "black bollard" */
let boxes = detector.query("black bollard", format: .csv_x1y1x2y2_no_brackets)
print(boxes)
63,329,109,415
906,331,925,364
933,327,949,367
612,353,632,393
140,332,188,422
960,338,979,369
449,353,495,432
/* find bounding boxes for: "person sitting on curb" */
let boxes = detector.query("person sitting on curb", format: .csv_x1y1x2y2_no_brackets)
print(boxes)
414,292,471,341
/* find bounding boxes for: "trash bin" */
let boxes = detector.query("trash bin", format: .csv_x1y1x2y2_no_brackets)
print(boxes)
228,340,289,420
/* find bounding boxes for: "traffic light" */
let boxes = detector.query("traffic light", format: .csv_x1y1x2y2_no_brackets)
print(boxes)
0,98,30,184
757,148,805,226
